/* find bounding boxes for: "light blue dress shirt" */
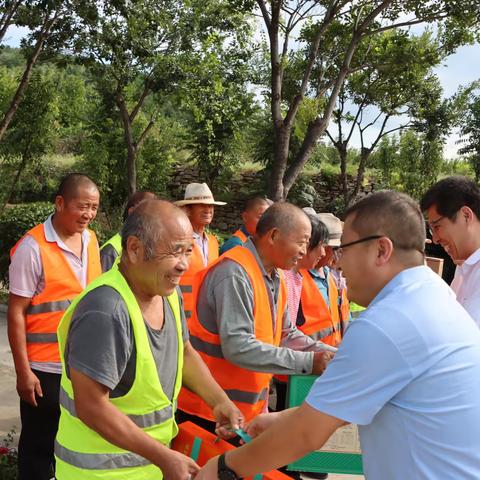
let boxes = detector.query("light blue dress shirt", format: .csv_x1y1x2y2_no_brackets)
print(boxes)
306,266,480,480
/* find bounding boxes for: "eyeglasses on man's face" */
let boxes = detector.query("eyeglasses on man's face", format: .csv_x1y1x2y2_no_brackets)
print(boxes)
332,235,383,260
427,215,445,237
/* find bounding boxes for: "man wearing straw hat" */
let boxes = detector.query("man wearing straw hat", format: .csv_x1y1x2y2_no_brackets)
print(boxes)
175,183,226,323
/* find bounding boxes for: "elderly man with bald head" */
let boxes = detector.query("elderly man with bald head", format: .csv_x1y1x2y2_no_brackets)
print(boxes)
54,200,242,480
178,202,335,431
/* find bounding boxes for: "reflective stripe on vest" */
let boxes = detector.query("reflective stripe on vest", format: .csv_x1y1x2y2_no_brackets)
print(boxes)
55,441,150,470
299,270,342,347
10,224,101,363
179,234,218,321
190,335,224,358
55,265,183,479
26,333,58,343
178,245,285,422
225,387,268,405
27,299,71,314
59,387,173,429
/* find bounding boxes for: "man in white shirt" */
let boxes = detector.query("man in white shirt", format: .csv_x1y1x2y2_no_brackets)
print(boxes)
421,176,480,327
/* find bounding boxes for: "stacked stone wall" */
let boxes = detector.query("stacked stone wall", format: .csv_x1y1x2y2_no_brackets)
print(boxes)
167,164,375,234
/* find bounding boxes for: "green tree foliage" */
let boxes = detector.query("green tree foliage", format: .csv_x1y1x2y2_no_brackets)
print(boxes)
371,130,444,198
255,0,480,200
327,30,445,206
458,94,480,181
69,0,254,196
0,68,58,208
0,0,82,142
182,21,257,185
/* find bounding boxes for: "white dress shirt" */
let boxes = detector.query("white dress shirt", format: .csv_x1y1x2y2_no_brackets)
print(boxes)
451,247,480,328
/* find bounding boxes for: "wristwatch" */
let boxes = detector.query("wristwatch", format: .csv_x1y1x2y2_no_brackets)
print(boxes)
218,453,241,480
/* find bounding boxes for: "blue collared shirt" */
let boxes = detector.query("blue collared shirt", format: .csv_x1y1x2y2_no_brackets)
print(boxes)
306,265,480,480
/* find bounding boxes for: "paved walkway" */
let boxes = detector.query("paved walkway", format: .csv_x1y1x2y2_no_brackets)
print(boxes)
0,309,19,444
0,310,363,479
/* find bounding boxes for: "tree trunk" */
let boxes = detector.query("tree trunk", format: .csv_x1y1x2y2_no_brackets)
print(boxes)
0,0,21,44
350,148,371,204
282,116,328,198
268,125,290,201
116,90,137,196
338,146,349,208
281,42,360,198
0,13,55,143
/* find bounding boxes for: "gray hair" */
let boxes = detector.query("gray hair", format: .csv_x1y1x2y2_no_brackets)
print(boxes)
121,206,164,260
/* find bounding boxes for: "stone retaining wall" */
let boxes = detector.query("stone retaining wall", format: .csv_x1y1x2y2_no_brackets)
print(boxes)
167,164,375,234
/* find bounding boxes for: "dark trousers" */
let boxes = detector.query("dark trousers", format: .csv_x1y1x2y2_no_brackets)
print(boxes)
18,370,61,480
273,379,288,412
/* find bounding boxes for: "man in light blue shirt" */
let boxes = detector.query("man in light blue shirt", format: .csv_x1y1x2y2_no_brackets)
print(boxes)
196,190,480,480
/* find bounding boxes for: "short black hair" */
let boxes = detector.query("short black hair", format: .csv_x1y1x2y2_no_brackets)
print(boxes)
307,214,329,250
123,191,157,221
256,202,307,237
420,176,480,220
243,196,269,212
346,190,425,255
56,173,98,202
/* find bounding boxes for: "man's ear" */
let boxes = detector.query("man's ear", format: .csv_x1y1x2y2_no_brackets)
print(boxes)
267,227,279,245
125,236,142,264
54,195,65,212
459,206,475,225
375,236,394,266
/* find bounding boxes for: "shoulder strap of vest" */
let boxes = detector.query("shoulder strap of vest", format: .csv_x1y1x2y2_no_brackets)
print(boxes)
10,223,44,258
206,233,219,260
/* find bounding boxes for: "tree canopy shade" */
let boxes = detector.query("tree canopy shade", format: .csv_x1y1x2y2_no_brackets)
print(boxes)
256,0,480,200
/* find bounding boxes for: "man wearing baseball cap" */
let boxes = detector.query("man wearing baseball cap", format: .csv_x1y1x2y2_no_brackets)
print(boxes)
175,183,226,322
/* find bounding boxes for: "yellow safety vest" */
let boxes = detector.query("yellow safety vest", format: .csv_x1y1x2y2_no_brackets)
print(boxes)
55,265,183,479
100,232,122,256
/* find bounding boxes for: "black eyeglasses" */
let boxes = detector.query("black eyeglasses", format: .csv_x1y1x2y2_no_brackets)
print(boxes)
333,235,383,259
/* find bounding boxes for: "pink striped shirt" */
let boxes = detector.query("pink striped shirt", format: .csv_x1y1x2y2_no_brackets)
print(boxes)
283,269,303,327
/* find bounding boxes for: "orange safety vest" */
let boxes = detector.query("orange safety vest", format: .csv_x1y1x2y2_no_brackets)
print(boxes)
10,223,101,364
299,269,349,347
232,228,248,243
180,233,218,321
178,245,286,422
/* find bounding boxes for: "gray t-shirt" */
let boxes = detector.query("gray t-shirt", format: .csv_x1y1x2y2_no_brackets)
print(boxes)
100,244,119,272
196,239,334,376
65,285,189,400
